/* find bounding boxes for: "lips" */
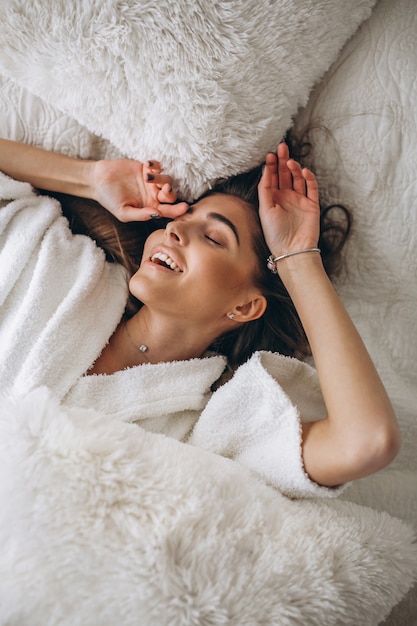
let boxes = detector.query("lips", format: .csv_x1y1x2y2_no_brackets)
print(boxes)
150,251,183,272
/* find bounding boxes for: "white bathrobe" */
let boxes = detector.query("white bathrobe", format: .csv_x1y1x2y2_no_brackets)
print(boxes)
0,172,344,499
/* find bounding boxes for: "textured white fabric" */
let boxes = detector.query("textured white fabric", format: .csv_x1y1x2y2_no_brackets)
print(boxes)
0,0,376,200
0,176,341,499
0,75,119,161
0,172,128,397
291,2,417,618
65,356,227,442
66,348,344,499
0,386,415,626
292,0,417,524
190,352,337,498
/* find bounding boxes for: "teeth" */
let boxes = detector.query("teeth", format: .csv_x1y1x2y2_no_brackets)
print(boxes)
151,252,181,272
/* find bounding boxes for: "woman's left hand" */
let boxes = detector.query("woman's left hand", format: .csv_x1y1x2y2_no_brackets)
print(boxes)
258,143,320,258
91,158,188,222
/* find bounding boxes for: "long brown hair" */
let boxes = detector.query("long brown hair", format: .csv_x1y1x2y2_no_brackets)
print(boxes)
45,133,351,365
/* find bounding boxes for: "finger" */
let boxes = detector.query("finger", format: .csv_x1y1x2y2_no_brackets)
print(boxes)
287,159,306,194
145,159,163,171
145,172,172,186
265,152,278,191
155,202,189,219
277,142,292,189
116,206,162,223
303,168,319,204
142,161,162,185
258,156,274,210
116,203,187,223
157,182,177,204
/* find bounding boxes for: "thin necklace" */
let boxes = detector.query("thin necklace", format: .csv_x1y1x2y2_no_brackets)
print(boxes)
124,321,151,363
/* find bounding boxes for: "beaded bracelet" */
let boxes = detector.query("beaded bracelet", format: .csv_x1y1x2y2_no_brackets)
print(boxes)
267,248,321,274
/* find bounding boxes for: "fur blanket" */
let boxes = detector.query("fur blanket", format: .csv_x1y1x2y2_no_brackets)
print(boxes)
0,387,415,626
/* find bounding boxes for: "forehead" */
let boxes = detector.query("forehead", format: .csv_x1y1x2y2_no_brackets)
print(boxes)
195,193,247,211
193,193,256,227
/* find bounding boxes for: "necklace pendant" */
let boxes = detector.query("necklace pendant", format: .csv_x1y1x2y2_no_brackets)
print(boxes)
139,344,148,353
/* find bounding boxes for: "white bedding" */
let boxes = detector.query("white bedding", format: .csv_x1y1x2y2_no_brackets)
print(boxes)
291,1,417,620
0,386,415,626
0,0,417,623
292,0,417,519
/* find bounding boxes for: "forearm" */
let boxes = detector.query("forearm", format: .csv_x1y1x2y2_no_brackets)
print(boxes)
0,138,95,198
279,253,400,485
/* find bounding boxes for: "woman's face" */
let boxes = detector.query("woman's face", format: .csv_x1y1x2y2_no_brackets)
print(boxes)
129,194,265,329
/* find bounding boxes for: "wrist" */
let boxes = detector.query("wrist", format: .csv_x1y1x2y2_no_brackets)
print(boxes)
275,249,325,291
268,247,321,275
267,247,320,271
78,159,99,201
30,152,95,199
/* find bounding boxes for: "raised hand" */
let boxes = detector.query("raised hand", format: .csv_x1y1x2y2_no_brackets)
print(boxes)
91,157,188,222
257,143,320,259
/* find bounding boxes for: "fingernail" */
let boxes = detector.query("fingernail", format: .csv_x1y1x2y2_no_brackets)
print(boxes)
147,174,154,181
147,160,154,167
151,213,162,219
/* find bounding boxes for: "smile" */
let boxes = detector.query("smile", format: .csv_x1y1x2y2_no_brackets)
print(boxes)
150,252,182,272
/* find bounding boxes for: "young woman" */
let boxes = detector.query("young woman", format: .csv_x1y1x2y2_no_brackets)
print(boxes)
0,138,400,498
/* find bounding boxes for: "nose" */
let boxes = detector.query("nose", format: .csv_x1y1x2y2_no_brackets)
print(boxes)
165,219,187,244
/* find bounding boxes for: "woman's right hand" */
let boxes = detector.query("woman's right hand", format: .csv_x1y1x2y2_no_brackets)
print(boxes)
90,158,189,222
0,139,188,223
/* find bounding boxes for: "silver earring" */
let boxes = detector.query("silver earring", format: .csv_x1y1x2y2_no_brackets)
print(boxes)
228,313,236,320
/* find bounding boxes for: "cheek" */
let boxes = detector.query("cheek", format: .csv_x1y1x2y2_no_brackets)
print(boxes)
194,257,252,298
140,229,165,261
191,253,230,287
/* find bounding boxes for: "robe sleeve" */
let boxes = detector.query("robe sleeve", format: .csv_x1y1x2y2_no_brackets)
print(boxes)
0,172,127,397
188,351,348,499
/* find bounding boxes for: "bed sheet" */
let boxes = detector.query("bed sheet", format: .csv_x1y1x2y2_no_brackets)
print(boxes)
293,0,417,497
0,74,119,160
292,1,417,620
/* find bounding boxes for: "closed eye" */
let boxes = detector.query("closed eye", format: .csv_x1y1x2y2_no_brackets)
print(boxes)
185,206,240,247
205,235,222,246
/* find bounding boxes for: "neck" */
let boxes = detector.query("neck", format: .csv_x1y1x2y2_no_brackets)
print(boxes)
120,307,220,366
86,307,228,375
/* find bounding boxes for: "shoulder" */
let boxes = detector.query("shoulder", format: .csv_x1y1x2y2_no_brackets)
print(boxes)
0,172,69,250
0,172,110,271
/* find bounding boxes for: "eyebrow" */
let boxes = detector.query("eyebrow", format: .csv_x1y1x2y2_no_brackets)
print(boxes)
207,212,240,245
187,206,240,245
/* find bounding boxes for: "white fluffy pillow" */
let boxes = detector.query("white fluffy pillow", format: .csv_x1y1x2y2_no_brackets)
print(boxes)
0,0,376,199
0,387,416,625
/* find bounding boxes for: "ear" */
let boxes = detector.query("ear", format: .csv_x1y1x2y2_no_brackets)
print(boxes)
234,294,267,323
